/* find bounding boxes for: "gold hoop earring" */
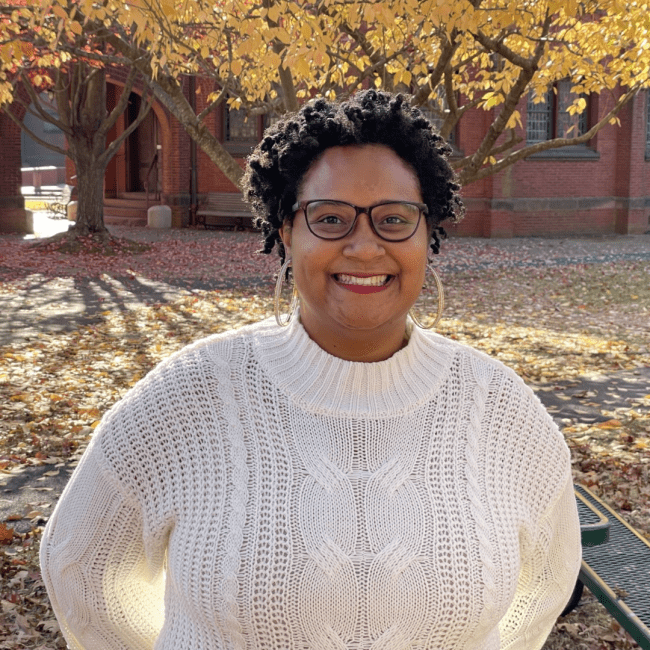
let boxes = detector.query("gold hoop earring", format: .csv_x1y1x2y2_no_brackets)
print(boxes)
409,264,444,329
274,258,298,327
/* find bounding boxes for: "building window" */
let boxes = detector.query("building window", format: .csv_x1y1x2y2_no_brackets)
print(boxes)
527,80,589,144
221,102,286,153
224,105,259,143
526,91,553,143
263,113,282,131
43,119,62,134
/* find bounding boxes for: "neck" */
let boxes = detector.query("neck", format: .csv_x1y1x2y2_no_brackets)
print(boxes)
298,310,410,362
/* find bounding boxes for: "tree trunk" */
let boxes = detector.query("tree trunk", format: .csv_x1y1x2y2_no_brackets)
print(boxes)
67,66,110,235
71,153,108,234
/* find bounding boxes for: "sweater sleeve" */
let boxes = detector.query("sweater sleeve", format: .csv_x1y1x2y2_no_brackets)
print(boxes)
39,435,166,650
498,471,582,650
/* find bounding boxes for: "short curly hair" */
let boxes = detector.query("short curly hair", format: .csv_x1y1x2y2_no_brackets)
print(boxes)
242,89,464,263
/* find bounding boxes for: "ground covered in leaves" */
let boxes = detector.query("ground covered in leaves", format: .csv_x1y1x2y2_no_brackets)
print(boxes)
0,227,649,649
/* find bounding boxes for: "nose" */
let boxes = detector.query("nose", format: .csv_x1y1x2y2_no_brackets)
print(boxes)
342,212,386,259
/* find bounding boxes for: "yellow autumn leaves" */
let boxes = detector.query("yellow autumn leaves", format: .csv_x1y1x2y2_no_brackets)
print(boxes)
3,0,650,110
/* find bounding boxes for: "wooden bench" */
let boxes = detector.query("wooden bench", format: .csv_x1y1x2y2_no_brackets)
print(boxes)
196,192,254,230
567,483,650,649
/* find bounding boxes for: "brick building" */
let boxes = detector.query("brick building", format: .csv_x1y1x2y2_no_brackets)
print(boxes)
1,75,649,236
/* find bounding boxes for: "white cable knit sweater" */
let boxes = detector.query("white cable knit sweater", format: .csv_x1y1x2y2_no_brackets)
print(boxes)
40,316,581,650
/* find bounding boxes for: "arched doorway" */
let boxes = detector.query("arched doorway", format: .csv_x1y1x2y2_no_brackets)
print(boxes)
125,92,160,194
105,85,161,199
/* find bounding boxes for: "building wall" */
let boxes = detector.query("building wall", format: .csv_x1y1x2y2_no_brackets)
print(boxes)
0,98,29,233
195,90,643,239
448,104,494,238
21,94,66,169
2,76,650,236
449,89,650,237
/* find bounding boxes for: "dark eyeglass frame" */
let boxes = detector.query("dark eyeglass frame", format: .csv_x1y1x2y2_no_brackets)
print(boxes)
292,199,428,242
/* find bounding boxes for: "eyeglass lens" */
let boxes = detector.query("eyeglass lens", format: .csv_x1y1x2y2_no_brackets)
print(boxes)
305,201,421,240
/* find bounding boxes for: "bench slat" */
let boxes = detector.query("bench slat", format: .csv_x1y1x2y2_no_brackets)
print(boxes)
197,192,253,229
574,484,650,649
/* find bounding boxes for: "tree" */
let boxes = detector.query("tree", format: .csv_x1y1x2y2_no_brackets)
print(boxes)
3,0,650,200
0,2,153,236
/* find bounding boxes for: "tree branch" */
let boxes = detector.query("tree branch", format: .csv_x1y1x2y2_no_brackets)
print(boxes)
197,85,227,122
460,11,553,180
413,34,457,107
456,87,639,184
454,129,523,170
263,0,299,112
332,16,393,91
98,65,139,137
439,65,459,141
471,30,534,71
3,106,68,156
54,67,71,132
16,71,70,134
98,84,154,167
70,63,85,131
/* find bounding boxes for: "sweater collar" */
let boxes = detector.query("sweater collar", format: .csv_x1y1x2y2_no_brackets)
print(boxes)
252,313,458,417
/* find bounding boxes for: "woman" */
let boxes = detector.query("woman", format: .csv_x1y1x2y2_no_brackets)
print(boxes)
40,90,581,650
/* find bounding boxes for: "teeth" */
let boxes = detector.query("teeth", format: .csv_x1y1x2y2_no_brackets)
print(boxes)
337,274,389,286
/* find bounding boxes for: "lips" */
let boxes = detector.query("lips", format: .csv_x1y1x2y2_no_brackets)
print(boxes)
335,273,391,286
333,273,395,294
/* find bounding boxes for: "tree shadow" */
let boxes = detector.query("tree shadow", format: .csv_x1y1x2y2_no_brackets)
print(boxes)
533,367,650,424
0,271,272,348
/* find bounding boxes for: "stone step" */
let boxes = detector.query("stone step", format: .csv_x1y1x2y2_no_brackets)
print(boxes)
104,194,156,227
118,192,155,201
104,214,147,227
104,198,150,209
104,204,148,217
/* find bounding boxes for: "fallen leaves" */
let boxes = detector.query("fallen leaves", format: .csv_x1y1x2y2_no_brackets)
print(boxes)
0,229,278,285
1,230,649,649
0,522,13,544
549,606,641,650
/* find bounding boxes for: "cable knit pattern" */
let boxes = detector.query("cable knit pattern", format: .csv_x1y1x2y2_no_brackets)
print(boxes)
465,356,497,631
40,316,581,650
211,355,249,648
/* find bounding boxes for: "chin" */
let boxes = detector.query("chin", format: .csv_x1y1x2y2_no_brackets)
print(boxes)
334,311,404,332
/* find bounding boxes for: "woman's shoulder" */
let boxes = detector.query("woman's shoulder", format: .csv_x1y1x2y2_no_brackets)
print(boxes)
134,316,276,382
88,319,277,491
423,332,571,492
97,318,274,433
420,329,559,432
164,316,275,361
419,329,530,388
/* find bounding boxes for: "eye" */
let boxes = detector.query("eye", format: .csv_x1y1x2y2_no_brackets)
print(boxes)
316,214,345,224
379,214,407,225
373,203,420,228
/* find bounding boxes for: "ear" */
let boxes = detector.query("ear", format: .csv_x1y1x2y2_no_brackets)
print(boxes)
279,222,292,258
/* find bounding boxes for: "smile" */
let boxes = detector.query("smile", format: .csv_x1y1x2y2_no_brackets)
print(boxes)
333,274,394,294
335,274,390,286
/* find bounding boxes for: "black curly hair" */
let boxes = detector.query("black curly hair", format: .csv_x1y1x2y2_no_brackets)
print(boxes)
242,89,464,263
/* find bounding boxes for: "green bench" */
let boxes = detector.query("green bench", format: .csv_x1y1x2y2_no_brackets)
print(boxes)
569,483,650,649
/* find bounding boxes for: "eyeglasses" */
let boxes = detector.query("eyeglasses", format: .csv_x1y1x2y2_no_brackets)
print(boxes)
292,199,428,242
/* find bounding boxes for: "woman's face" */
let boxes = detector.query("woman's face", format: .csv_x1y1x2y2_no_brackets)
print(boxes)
279,144,430,358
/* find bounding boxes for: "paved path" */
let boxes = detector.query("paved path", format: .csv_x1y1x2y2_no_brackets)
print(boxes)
2,215,649,348
533,367,650,424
